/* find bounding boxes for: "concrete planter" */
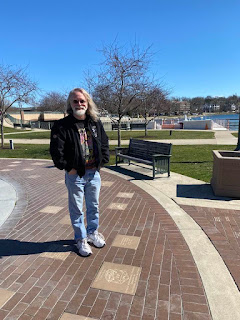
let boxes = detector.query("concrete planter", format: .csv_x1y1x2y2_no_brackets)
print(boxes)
211,150,240,198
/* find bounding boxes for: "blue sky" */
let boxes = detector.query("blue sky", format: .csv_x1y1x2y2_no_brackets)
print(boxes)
1,0,240,99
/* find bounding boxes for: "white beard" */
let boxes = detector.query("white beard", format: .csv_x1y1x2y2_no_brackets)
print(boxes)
73,109,86,117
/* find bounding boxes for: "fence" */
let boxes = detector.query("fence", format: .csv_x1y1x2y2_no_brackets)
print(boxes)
213,119,239,131
31,121,55,130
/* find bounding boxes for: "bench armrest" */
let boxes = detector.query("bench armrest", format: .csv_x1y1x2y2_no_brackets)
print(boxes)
152,154,171,159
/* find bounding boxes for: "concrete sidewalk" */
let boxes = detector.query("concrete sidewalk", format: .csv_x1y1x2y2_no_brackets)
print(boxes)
4,129,238,145
0,158,239,320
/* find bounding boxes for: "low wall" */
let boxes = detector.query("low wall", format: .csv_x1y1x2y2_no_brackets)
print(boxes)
183,120,213,130
9,113,40,121
42,113,65,121
9,112,66,122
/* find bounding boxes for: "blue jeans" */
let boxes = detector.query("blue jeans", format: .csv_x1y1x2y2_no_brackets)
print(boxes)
65,169,101,241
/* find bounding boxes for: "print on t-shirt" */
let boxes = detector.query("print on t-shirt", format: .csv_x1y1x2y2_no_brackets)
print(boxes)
78,127,96,169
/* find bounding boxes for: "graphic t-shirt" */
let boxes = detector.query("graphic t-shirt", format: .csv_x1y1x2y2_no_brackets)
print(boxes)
76,120,96,169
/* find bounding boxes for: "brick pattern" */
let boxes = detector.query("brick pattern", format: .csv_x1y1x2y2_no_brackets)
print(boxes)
0,159,212,319
181,205,240,290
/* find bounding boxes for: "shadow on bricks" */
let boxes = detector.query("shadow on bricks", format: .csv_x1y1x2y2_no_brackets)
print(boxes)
107,165,155,180
0,239,77,258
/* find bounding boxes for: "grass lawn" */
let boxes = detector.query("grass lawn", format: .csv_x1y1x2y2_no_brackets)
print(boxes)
0,143,235,183
3,129,214,140
3,131,51,139
0,144,51,159
232,132,238,138
106,130,214,140
2,127,28,133
170,145,235,182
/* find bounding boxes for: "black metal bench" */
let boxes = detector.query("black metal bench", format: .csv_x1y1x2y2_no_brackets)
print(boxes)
13,123,22,128
112,123,130,130
115,138,172,179
13,123,32,129
130,123,146,130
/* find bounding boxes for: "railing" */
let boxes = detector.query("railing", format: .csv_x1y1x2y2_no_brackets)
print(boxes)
213,119,239,131
6,113,31,125
4,117,14,126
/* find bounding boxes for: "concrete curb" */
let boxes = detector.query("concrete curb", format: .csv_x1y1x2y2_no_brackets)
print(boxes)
0,178,17,228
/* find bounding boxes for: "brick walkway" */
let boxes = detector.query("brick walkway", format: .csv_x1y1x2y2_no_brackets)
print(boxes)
181,205,240,291
1,158,236,320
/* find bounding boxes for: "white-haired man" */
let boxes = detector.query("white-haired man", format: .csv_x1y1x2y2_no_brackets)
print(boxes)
50,88,109,256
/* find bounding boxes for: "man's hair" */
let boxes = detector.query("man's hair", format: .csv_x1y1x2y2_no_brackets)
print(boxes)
66,88,99,121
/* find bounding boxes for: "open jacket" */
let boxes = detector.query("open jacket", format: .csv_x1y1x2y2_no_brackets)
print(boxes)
50,114,109,177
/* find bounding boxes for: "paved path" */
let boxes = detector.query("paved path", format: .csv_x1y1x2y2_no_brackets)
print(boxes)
3,130,238,145
0,159,239,320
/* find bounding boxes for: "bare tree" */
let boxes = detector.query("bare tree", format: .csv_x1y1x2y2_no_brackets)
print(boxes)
0,64,38,148
38,91,67,112
140,86,169,136
87,42,159,146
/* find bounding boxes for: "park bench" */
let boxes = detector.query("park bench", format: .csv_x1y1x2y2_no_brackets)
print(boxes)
112,123,130,130
130,123,146,130
115,138,172,179
13,123,21,128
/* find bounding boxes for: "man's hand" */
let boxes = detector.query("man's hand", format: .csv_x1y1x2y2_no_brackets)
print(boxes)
68,168,77,175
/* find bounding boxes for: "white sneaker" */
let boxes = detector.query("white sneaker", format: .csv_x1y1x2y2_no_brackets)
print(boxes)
87,231,106,248
76,238,93,256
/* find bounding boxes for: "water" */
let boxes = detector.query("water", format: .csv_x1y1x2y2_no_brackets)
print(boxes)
190,113,239,131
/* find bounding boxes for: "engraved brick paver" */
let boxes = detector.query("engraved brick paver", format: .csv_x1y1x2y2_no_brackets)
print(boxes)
116,192,134,198
39,205,64,214
0,159,213,319
91,262,141,295
0,288,15,308
112,235,140,250
59,216,71,225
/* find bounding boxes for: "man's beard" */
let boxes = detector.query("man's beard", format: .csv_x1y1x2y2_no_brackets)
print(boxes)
73,109,86,117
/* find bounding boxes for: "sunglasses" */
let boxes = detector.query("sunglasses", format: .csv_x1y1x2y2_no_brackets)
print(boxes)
73,99,86,104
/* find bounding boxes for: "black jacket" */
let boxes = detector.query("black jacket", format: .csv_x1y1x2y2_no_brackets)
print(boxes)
50,114,109,177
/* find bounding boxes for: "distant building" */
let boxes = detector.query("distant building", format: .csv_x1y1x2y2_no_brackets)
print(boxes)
204,104,220,112
179,101,190,114
172,100,190,115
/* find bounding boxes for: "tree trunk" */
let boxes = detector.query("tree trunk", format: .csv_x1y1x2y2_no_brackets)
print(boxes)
1,115,4,148
117,120,121,147
144,110,148,137
144,122,147,136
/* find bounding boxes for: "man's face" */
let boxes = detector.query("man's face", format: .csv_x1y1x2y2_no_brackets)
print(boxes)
70,91,88,118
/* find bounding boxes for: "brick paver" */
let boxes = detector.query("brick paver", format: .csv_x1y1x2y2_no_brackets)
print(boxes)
181,205,240,290
0,159,213,320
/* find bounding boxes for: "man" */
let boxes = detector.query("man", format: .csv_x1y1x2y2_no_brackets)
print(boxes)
50,88,109,256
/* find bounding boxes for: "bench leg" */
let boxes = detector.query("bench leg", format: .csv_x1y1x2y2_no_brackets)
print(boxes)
153,162,155,179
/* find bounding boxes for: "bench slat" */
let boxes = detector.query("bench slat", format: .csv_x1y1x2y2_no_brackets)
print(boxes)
116,153,152,165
